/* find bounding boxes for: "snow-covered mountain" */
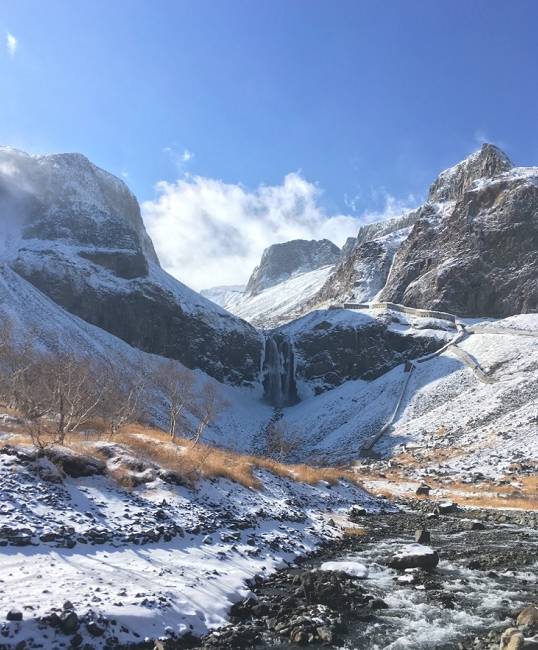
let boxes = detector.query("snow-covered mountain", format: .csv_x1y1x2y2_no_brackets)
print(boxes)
227,144,538,326
203,266,335,328
0,147,262,385
245,238,340,296
380,144,538,316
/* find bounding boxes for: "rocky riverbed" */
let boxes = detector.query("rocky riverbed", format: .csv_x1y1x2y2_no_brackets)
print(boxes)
187,506,538,650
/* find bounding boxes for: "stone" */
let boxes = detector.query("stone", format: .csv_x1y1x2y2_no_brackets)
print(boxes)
501,628,524,650
435,502,458,515
60,611,79,634
6,609,22,621
517,606,538,630
388,544,440,571
415,529,431,544
348,506,367,520
86,621,105,637
368,598,389,610
416,485,431,496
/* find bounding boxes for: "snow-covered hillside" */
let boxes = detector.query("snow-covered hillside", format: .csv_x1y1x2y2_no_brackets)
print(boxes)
0,264,271,447
281,308,538,477
0,440,383,649
0,146,263,385
205,266,335,328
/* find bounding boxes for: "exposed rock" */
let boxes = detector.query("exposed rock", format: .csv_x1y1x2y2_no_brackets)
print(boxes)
59,610,79,634
415,529,431,544
310,212,419,307
6,609,22,622
435,501,458,515
388,544,439,570
245,239,340,296
0,146,262,385
278,310,442,393
380,144,538,317
428,143,512,203
46,447,105,478
416,484,431,496
518,606,538,631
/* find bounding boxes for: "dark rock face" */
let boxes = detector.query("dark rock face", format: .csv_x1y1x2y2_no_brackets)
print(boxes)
428,143,512,203
279,312,442,394
0,147,262,385
380,157,538,317
308,211,420,307
245,238,340,296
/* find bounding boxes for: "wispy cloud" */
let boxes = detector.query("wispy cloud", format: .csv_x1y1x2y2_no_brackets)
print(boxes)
181,149,194,162
6,32,17,58
163,146,195,169
142,172,417,291
472,129,508,152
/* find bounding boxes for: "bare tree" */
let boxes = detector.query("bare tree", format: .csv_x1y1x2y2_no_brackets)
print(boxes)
46,353,107,443
100,361,146,437
191,380,229,447
156,360,195,440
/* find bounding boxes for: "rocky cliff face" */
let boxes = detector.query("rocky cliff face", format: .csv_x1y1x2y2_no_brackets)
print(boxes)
428,143,512,203
245,239,340,296
306,212,419,307
277,310,443,395
0,147,262,385
380,144,538,317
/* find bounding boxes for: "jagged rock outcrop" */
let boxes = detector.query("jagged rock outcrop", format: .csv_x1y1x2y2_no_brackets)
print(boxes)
0,147,262,385
307,212,419,307
277,310,442,394
428,143,512,203
245,239,340,296
380,144,538,317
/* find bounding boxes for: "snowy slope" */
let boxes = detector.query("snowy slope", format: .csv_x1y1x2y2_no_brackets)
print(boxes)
281,310,538,477
0,146,263,385
209,265,335,328
0,444,383,649
0,264,271,447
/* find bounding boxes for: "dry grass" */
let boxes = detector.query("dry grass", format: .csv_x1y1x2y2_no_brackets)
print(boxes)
342,526,368,537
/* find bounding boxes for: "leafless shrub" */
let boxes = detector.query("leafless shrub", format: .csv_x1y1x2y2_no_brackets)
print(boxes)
100,360,146,437
155,360,195,440
190,380,229,447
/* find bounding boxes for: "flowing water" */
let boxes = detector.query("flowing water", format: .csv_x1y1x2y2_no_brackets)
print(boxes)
207,509,538,650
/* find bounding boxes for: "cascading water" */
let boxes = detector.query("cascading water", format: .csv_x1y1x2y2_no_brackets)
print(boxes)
262,333,299,407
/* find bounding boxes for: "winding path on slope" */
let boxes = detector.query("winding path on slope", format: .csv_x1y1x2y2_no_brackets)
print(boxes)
332,302,538,453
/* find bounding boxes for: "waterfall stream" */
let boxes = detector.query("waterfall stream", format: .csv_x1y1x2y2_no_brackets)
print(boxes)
262,334,299,407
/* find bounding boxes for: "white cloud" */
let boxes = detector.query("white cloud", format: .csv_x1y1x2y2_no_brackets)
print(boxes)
6,32,17,58
163,146,194,168
142,172,417,292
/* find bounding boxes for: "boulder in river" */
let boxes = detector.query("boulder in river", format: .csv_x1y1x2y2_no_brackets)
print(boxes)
388,544,439,570
517,605,538,631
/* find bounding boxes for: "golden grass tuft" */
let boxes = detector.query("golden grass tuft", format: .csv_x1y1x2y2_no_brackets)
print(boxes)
342,526,368,537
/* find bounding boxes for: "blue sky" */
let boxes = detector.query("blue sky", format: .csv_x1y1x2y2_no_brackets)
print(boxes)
1,0,538,288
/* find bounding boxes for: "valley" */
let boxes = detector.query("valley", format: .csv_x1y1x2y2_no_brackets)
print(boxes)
0,142,537,649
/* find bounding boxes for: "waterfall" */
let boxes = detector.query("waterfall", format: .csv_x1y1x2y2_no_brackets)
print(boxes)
262,334,299,407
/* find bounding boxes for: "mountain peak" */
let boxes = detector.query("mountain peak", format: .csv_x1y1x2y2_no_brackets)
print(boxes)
428,143,513,203
245,238,340,296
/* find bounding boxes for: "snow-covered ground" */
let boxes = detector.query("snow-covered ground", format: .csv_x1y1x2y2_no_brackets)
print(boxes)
203,265,335,328
0,444,383,648
281,310,538,477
